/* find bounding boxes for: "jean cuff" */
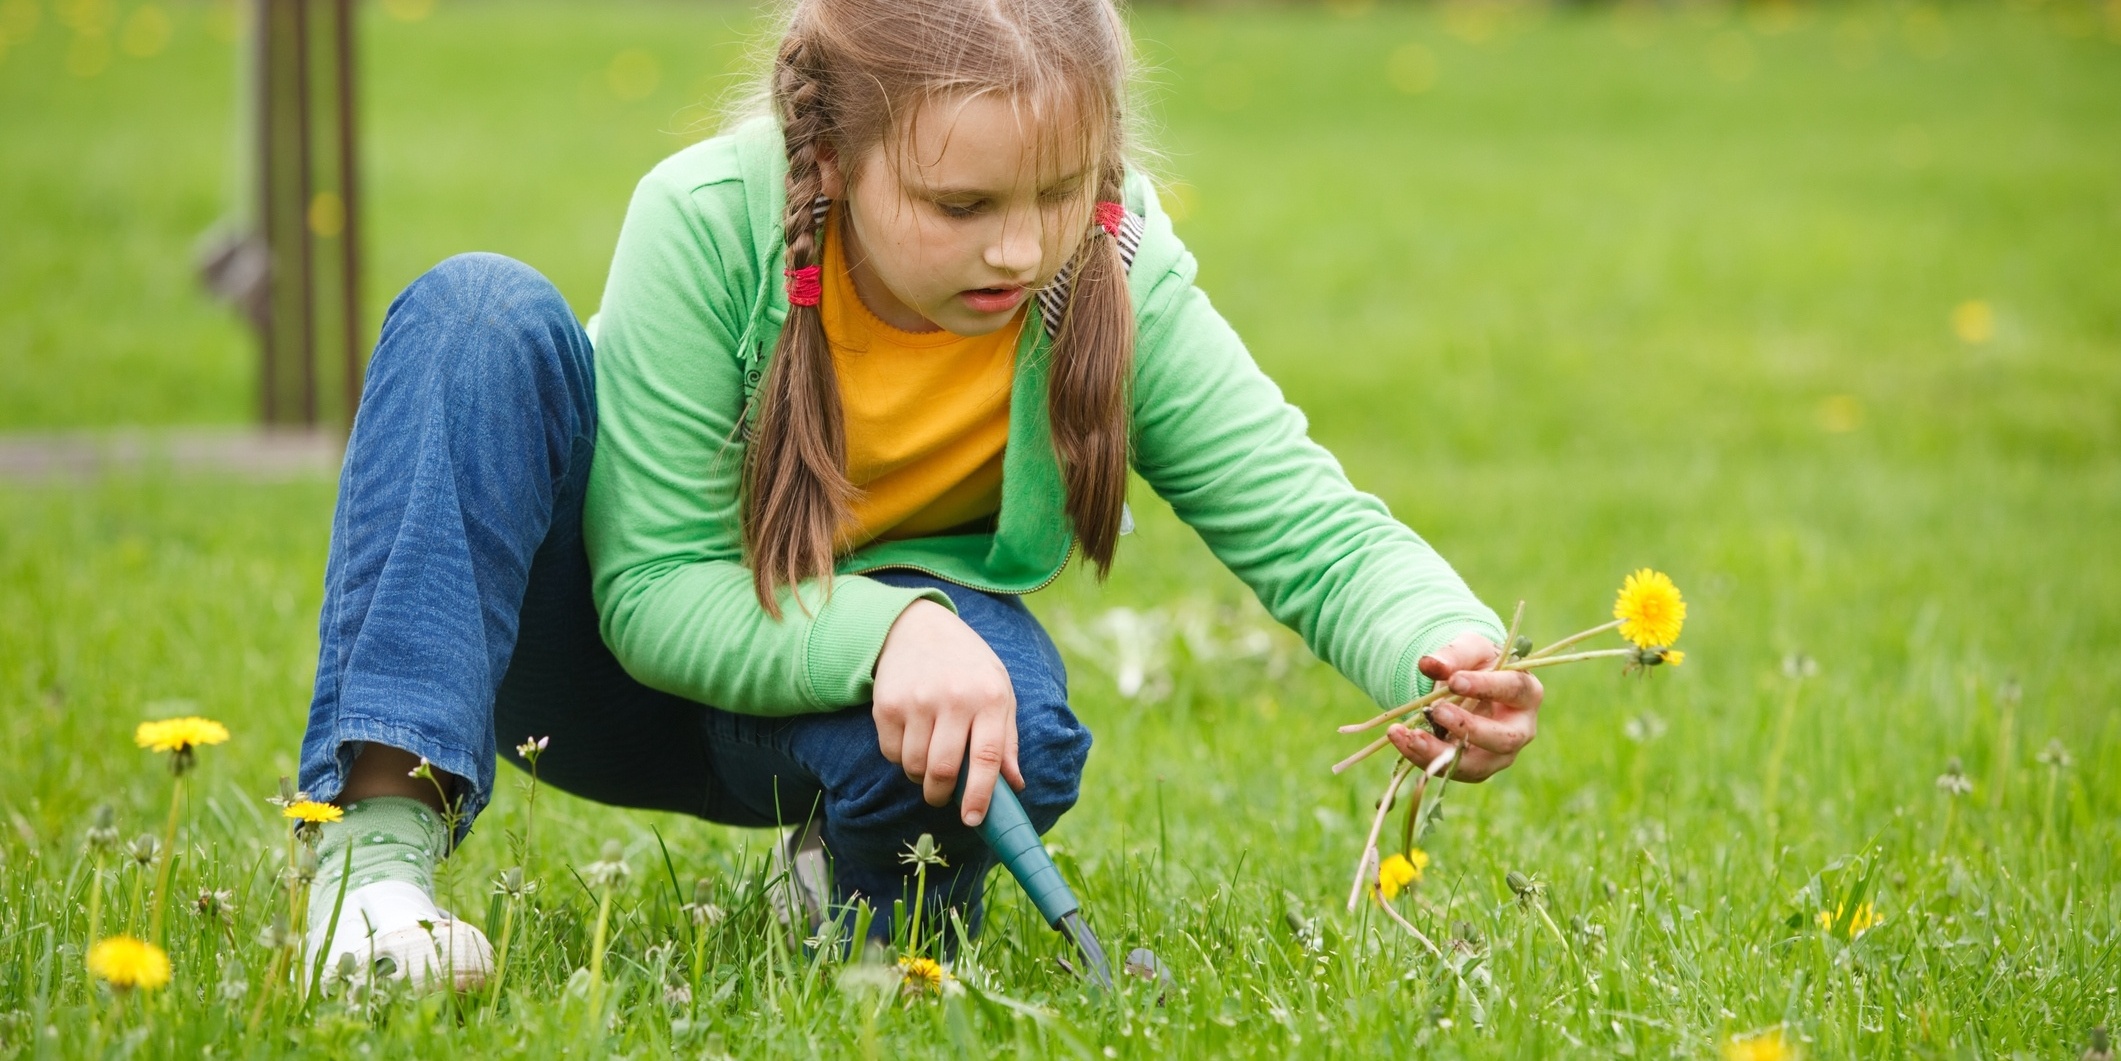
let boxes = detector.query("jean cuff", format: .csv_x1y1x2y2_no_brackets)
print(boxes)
322,712,491,846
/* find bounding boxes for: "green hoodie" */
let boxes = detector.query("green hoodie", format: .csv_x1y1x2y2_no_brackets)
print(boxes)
582,115,1503,716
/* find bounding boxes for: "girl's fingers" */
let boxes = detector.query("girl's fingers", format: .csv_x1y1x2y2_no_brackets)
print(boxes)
1445,669,1543,710
1418,633,1505,684
899,711,936,791
1387,724,1514,782
875,707,907,766
921,714,968,809
1004,708,1025,791
957,710,1010,826
1428,700,1536,757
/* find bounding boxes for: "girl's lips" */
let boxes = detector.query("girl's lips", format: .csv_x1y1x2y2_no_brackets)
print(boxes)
960,285,1027,314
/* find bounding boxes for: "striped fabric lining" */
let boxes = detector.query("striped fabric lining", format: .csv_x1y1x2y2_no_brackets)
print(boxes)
803,195,1143,340
1033,206,1144,340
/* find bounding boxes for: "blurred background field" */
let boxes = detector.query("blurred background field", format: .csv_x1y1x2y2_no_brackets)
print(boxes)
2,0,2118,1056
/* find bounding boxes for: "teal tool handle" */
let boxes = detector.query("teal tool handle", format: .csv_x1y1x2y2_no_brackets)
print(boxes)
967,780,1080,928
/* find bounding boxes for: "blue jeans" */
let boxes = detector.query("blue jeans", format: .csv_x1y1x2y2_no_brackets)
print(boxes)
297,253,1092,937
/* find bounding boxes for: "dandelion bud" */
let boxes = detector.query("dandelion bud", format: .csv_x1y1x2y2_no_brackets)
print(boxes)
127,834,161,866
494,866,529,899
194,888,236,923
899,833,947,868
290,845,320,886
1509,635,1533,661
1781,653,1818,680
85,804,120,852
2037,739,2073,770
1506,870,1546,906
256,912,295,951
584,842,631,890
217,962,249,1001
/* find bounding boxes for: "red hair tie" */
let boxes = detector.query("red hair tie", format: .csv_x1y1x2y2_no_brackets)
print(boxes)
784,265,823,307
1093,200,1125,237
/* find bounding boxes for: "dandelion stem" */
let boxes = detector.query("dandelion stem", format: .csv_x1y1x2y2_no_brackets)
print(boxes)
486,897,518,1016
1501,648,1636,671
1404,738,1465,856
1340,609,1604,740
584,878,616,1034
1336,685,1457,736
1371,890,1444,960
908,858,930,958
146,775,184,944
84,853,104,954
1347,759,1424,912
1524,619,1622,661
1761,675,1805,818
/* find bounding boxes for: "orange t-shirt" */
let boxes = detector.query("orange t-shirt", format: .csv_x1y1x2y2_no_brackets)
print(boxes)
820,209,1021,548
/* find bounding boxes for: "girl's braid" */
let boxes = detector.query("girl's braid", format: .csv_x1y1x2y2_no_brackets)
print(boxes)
1047,156,1136,576
774,39,829,271
743,34,853,618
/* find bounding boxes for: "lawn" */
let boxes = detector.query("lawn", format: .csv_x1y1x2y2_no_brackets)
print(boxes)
2,0,2118,1056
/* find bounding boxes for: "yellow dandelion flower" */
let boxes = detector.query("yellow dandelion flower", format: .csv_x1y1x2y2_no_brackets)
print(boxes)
87,936,171,991
1815,901,1882,938
282,801,342,824
898,955,948,993
1665,650,1685,667
1377,849,1428,901
134,716,230,754
1721,1029,1795,1061
1613,569,1686,650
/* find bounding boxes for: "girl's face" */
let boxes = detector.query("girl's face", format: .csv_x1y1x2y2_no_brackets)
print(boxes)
820,92,1098,337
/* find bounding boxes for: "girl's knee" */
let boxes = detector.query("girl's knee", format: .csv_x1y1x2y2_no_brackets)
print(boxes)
408,253,568,321
1014,699,1092,832
374,253,592,414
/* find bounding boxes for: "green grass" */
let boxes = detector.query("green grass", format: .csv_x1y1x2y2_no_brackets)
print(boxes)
3,0,2120,1056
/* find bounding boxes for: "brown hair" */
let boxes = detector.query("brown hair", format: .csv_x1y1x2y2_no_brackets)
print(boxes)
741,0,1142,617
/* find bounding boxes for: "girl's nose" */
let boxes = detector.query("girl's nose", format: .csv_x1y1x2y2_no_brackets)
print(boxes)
984,212,1044,280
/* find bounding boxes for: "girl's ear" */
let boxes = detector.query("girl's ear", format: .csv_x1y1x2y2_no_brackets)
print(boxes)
816,141,845,200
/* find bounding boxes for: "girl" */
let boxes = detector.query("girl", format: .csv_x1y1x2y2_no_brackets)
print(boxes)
298,0,1543,988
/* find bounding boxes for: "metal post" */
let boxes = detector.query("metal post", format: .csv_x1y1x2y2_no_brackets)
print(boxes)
214,0,361,431
253,0,278,424
333,0,361,427
294,0,317,426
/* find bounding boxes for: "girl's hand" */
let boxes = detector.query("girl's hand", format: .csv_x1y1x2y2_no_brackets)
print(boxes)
1384,633,1542,782
873,599,1027,826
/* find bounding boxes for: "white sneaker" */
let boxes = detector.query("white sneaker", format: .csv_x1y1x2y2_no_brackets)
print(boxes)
768,821,830,944
308,880,494,992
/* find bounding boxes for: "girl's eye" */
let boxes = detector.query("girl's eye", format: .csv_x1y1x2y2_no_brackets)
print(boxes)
936,200,984,218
